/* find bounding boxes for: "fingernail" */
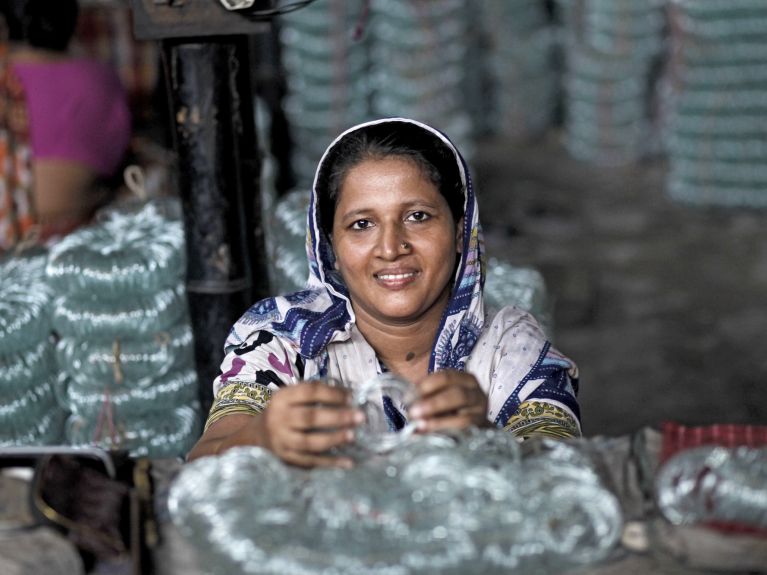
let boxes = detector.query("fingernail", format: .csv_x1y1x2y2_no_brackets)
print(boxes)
345,429,355,441
353,410,365,424
339,459,354,469
416,419,427,431
409,405,423,419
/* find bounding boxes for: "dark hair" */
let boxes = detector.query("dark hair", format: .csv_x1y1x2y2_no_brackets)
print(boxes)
0,0,79,52
315,121,464,238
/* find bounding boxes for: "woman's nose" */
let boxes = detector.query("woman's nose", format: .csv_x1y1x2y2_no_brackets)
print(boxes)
377,224,408,259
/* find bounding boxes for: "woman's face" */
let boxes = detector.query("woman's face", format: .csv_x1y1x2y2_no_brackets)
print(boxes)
331,156,463,328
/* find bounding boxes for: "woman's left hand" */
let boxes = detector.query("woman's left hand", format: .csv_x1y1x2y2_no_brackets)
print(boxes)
408,370,491,432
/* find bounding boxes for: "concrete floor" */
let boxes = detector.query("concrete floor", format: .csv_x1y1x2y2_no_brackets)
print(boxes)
473,131,767,438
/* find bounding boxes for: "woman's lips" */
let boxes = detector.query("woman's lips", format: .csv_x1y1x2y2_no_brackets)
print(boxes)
374,270,419,288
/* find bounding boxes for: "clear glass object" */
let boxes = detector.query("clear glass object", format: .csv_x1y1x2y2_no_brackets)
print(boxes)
352,373,418,455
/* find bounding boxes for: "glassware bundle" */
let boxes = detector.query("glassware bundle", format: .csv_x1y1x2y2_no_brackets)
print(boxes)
278,0,372,187
267,188,311,294
368,0,475,161
666,0,767,207
484,257,553,338
169,432,623,575
0,253,64,445
477,0,559,140
557,0,666,165
656,445,767,529
46,203,201,457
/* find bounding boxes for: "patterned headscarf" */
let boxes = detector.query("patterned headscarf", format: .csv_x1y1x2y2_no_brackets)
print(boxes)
228,118,485,373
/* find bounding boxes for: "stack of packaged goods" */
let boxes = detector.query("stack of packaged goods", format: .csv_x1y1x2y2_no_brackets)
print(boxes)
0,252,64,445
47,203,201,458
666,0,767,207
279,0,372,187
479,0,559,140
368,0,475,161
557,0,666,165
484,258,553,338
268,189,311,294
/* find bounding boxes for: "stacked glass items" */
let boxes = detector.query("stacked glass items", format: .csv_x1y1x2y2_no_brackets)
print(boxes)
557,0,666,165
666,0,767,207
0,252,64,445
368,0,475,161
267,188,311,294
169,431,623,575
46,203,201,458
656,445,767,529
266,190,553,335
484,257,553,338
278,0,373,187
478,0,559,140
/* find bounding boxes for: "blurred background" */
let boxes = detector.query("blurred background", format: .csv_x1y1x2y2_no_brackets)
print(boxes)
47,0,767,436
2,0,766,455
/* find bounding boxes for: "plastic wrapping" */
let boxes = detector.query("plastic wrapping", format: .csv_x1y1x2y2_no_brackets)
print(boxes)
56,324,194,388
656,445,767,529
51,283,188,339
46,203,186,295
666,0,767,206
169,432,623,575
66,405,201,459
64,368,198,420
0,253,53,355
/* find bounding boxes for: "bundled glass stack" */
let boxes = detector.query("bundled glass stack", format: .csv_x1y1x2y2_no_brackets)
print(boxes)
0,253,64,446
557,0,666,165
484,257,553,337
666,0,767,207
278,0,372,187
656,445,767,529
268,188,311,294
169,432,623,575
368,0,475,161
46,203,201,458
478,0,559,140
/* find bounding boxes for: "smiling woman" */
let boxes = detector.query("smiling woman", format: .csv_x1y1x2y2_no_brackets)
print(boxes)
187,118,582,467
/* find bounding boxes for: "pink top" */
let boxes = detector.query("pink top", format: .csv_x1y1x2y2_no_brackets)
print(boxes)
13,58,131,177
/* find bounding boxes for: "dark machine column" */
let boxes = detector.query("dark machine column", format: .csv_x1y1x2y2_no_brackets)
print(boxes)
131,1,271,415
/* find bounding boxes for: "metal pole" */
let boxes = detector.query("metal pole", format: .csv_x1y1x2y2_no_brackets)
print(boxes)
162,37,269,415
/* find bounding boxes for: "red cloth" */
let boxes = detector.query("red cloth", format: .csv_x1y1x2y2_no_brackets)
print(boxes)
660,421,767,464
660,421,767,537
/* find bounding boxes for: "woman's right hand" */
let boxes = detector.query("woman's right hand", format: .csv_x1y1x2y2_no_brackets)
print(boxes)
196,381,364,468
258,381,364,468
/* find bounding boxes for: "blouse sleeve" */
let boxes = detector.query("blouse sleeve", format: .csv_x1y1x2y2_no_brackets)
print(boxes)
479,307,581,440
205,330,303,431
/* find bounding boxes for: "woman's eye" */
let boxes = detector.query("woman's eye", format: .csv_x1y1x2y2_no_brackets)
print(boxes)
407,211,430,222
350,219,372,230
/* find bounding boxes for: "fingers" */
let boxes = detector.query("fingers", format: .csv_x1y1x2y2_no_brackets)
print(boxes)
409,370,489,431
264,381,363,468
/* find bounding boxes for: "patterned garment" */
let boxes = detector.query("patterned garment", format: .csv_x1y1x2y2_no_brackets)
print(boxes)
207,118,580,439
0,44,35,252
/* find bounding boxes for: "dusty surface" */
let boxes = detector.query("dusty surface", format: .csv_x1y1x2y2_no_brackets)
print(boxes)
474,131,767,437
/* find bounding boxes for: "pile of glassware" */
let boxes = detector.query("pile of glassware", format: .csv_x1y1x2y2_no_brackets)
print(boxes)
368,0,475,161
666,0,767,207
557,0,666,165
47,203,201,457
0,252,63,445
478,0,559,140
656,444,767,529
278,0,372,187
169,429,623,575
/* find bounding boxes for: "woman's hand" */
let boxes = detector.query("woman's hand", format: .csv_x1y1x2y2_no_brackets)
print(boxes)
192,381,364,468
408,370,490,432
258,381,364,468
